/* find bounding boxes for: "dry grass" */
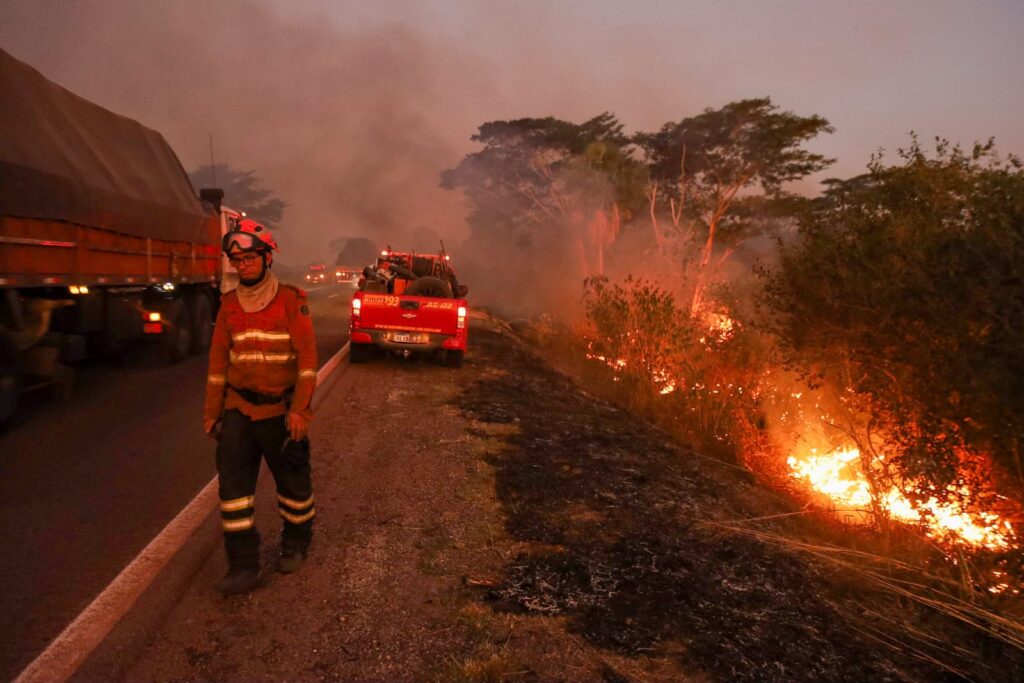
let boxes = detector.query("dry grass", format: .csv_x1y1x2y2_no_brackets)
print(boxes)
701,515,1024,678
512,320,1024,681
434,653,523,683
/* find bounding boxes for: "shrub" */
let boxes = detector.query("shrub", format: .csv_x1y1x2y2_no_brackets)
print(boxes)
761,138,1024,507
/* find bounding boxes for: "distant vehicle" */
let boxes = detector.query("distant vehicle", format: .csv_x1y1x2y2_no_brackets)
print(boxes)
0,48,239,424
349,248,469,367
305,263,327,285
333,267,361,284
334,237,378,285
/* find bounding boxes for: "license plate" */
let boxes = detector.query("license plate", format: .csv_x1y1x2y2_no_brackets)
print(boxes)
391,332,423,344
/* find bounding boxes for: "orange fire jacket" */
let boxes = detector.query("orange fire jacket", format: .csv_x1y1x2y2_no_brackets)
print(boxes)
204,284,317,423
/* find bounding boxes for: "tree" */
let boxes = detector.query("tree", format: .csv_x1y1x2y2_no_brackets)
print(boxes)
442,113,647,279
762,136,1024,503
189,164,286,229
637,98,834,313
334,237,379,267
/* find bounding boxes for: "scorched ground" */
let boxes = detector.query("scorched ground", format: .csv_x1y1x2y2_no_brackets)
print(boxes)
125,315,1021,682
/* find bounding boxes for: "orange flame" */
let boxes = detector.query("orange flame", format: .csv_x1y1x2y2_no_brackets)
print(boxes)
699,310,735,345
787,446,1014,550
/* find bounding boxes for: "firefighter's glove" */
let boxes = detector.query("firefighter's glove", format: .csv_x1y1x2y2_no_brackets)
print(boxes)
204,418,221,440
287,411,310,441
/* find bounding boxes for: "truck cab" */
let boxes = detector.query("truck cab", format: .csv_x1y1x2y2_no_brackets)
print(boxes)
217,206,243,294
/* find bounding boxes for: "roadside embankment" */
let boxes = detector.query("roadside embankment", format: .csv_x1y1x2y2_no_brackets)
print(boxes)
114,315,1022,682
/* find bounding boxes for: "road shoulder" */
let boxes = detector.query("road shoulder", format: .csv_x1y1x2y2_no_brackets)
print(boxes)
119,315,957,682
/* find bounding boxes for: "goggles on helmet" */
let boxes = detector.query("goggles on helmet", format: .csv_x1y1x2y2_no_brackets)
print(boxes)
222,230,268,254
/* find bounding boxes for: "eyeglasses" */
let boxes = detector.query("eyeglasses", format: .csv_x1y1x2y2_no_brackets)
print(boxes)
228,253,261,267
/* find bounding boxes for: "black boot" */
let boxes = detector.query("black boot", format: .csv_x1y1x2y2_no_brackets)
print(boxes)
219,529,260,595
277,514,312,574
216,568,260,596
276,542,308,574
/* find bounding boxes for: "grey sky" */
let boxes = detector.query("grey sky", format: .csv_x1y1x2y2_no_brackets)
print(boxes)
2,0,1021,259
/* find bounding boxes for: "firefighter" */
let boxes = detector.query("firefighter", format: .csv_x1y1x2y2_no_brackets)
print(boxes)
375,259,396,293
203,218,318,596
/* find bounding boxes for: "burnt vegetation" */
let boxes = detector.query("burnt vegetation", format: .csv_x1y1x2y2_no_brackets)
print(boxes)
457,329,1022,682
445,98,1024,680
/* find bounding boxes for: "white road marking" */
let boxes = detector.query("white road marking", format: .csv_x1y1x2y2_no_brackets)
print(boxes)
14,341,351,683
327,284,357,299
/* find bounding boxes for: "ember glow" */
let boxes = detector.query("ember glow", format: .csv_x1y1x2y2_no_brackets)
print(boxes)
584,307,745,403
787,446,1015,550
698,310,736,346
585,351,680,394
585,351,627,370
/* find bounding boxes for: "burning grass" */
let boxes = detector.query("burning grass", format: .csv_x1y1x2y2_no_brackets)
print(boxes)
511,271,1024,677
573,276,1022,564
786,446,1015,552
458,326,1024,682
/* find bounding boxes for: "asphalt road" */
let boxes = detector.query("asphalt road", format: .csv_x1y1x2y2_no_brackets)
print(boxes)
0,282,354,681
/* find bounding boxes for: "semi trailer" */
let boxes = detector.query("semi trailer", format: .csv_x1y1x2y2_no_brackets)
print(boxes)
0,48,238,423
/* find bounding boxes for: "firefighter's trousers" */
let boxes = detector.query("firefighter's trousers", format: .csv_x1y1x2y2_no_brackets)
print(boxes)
215,409,315,571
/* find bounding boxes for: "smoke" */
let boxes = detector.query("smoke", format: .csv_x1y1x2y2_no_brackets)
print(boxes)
0,0,499,263
4,0,1020,309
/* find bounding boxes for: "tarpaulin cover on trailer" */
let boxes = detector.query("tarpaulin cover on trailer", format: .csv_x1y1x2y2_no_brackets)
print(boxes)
0,48,212,244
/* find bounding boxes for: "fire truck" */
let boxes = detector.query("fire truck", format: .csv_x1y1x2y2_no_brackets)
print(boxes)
305,263,328,285
0,48,238,423
349,248,469,367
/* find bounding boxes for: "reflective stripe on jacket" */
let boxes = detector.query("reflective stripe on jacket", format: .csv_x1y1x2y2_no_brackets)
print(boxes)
204,284,317,422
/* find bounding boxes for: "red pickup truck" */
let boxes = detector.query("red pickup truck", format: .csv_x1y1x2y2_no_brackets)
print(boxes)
349,250,468,367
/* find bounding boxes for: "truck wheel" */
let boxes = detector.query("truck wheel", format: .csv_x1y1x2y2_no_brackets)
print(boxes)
404,276,452,298
0,371,16,427
90,335,127,362
0,332,19,426
164,299,192,364
187,293,213,354
444,349,464,368
51,363,74,402
349,343,371,364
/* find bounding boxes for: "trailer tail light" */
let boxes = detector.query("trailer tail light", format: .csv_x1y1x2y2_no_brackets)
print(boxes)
457,306,467,329
142,310,163,334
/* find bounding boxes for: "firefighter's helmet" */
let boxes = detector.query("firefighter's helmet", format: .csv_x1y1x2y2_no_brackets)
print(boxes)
221,218,279,254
